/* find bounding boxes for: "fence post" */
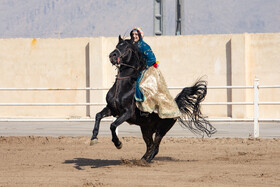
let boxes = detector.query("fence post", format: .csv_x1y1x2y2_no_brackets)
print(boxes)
254,78,259,138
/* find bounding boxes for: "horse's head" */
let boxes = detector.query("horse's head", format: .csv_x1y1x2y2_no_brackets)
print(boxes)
109,35,146,70
109,35,132,66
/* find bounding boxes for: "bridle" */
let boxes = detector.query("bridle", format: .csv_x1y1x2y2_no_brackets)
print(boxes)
111,42,143,109
114,46,140,80
112,43,141,71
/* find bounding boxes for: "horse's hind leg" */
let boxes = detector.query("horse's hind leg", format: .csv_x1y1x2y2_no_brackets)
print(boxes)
90,106,112,145
146,119,176,163
140,126,154,161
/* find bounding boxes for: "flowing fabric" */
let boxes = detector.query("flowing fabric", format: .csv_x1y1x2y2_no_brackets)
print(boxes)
134,37,156,102
134,68,147,102
135,66,181,119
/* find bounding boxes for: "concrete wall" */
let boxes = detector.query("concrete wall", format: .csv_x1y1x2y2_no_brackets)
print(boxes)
0,38,89,118
0,33,279,119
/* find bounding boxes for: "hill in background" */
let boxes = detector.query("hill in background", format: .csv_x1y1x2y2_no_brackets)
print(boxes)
0,0,279,38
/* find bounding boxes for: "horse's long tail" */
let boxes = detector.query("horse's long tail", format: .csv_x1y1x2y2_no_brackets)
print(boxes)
175,80,216,137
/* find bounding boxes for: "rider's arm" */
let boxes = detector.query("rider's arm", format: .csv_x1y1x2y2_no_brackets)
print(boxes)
137,40,156,67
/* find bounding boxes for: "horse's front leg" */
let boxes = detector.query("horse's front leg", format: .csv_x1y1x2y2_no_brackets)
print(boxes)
90,106,112,146
110,110,132,149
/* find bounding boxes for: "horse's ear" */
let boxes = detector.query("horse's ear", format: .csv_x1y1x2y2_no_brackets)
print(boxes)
118,35,123,42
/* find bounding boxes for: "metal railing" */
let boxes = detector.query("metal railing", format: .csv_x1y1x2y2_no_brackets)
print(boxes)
0,78,279,138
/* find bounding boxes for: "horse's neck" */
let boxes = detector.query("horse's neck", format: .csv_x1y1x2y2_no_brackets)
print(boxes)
119,67,136,77
119,59,139,78
132,53,145,72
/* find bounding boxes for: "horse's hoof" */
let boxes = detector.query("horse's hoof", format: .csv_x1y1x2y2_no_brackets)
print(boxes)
90,139,98,146
116,141,123,149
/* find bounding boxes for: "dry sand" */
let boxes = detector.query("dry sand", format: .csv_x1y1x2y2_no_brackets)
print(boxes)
0,136,280,186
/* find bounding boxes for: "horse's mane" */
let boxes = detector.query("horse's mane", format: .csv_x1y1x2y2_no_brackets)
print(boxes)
124,39,146,70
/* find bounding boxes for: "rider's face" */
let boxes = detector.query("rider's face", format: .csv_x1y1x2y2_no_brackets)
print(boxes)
132,31,139,43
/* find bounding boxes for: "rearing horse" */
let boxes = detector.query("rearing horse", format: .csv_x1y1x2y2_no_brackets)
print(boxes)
90,36,216,162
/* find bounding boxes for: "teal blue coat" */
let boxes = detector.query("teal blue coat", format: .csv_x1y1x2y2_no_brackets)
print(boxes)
135,38,156,102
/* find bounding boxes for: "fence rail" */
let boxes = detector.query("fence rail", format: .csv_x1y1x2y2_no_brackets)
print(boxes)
0,78,279,138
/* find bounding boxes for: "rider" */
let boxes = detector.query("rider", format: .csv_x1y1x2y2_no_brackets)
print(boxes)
130,27,181,119
130,28,157,101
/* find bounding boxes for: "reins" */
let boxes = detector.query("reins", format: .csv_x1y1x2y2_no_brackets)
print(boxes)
113,46,142,76
112,45,143,109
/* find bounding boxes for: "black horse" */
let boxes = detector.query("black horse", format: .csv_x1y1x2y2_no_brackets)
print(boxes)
90,36,216,163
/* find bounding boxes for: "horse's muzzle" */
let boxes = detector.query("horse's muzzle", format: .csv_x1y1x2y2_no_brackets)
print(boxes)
109,51,119,65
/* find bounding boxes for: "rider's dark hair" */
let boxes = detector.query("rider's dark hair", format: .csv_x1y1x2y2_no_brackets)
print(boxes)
130,29,142,41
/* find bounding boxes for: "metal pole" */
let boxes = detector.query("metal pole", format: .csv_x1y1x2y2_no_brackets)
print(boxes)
154,0,163,35
254,78,259,138
175,0,181,35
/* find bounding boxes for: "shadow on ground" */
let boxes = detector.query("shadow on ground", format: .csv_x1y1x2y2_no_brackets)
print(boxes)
63,156,185,170
64,158,121,170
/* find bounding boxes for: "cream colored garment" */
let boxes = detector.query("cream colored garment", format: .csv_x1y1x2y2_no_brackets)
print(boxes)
136,66,181,119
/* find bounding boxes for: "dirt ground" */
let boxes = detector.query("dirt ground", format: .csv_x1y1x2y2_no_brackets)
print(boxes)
0,136,280,187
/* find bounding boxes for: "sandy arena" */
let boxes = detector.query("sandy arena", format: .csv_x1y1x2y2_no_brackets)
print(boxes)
0,135,280,186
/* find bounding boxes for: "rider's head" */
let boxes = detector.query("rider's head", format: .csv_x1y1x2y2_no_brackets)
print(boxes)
130,27,144,44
